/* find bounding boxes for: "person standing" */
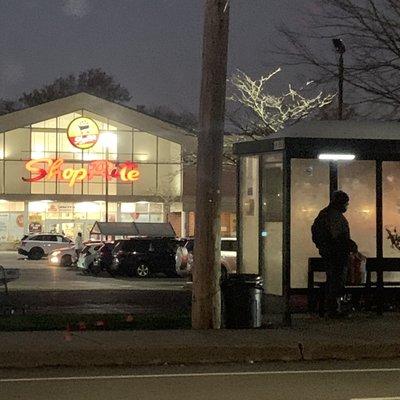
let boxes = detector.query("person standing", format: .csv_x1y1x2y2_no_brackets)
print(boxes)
311,190,357,317
75,232,83,259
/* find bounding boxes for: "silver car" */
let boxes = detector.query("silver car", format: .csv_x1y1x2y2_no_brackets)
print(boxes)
77,243,104,273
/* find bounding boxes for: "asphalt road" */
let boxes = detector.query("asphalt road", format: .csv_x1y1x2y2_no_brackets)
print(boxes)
1,360,400,400
0,252,191,315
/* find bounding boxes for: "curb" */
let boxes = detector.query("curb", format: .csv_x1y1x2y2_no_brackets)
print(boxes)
2,342,400,369
301,342,400,361
0,345,301,369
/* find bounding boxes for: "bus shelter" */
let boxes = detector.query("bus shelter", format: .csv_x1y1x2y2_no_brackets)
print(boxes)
233,121,400,323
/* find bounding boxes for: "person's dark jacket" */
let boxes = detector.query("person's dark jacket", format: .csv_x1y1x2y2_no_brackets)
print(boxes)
312,205,357,257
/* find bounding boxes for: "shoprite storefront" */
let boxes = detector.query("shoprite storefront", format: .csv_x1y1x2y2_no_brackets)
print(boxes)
0,92,237,244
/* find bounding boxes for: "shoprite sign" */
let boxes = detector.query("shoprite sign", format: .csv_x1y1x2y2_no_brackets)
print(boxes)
22,158,140,186
67,117,100,150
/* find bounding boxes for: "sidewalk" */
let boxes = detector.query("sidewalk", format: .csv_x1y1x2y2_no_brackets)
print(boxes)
1,313,400,368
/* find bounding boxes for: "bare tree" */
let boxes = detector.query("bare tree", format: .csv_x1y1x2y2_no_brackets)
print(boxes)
229,68,335,134
222,68,334,163
277,0,400,117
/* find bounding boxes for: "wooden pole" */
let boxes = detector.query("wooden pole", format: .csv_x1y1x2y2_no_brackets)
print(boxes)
192,0,230,329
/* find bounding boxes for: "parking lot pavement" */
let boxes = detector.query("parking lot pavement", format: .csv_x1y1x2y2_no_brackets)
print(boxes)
0,251,191,315
0,251,187,291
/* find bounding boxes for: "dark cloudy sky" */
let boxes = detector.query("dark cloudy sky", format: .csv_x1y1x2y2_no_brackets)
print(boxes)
0,0,319,113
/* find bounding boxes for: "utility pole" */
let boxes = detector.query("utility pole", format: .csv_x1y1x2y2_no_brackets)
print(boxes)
332,38,346,120
192,0,230,329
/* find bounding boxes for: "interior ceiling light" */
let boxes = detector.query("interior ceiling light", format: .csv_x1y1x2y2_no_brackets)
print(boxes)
318,153,355,161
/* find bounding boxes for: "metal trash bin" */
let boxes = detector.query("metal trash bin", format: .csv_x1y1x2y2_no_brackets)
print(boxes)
221,274,263,328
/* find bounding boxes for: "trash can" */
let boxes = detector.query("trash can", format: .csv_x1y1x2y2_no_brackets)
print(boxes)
221,274,263,328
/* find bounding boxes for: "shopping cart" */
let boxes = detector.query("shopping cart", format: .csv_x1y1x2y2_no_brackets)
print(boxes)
0,265,20,315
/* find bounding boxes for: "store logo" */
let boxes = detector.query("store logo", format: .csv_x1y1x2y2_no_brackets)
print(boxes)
22,158,140,187
67,117,100,150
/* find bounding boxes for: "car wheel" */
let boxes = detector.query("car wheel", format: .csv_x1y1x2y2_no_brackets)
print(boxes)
135,263,150,278
28,247,44,260
60,254,72,267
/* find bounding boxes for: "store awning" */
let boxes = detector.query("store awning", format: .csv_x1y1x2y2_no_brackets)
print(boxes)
90,221,176,238
134,222,176,238
90,222,139,237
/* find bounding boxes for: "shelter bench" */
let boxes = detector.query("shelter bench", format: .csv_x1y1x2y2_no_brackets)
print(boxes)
307,257,400,315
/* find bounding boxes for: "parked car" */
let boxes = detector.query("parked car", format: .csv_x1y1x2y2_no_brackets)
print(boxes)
48,246,76,267
175,237,237,279
18,234,73,260
76,243,104,273
91,242,120,275
48,241,101,268
111,238,179,278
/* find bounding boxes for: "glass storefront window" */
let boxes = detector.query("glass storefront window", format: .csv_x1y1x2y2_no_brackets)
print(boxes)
5,128,30,160
0,200,25,241
338,160,376,257
158,138,181,163
240,155,259,273
133,132,157,163
32,118,57,129
120,202,164,223
157,164,181,197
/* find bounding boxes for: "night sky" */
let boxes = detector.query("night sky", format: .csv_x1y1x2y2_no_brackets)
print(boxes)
0,0,318,113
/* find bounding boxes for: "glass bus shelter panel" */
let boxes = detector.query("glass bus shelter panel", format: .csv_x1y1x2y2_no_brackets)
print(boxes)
240,155,259,273
262,153,283,295
338,160,376,258
382,162,400,281
290,159,330,288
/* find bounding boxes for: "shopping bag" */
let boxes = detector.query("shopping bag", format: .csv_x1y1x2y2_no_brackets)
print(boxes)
347,252,366,285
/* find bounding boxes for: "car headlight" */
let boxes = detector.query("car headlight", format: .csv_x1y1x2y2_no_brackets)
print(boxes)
51,251,61,256
50,256,59,264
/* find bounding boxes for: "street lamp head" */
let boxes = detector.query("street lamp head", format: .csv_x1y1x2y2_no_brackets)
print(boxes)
332,38,346,53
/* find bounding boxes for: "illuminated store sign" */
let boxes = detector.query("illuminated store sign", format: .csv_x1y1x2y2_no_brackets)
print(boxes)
22,158,140,187
67,117,100,150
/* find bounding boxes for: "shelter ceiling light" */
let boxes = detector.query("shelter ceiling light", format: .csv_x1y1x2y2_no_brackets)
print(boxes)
318,153,355,161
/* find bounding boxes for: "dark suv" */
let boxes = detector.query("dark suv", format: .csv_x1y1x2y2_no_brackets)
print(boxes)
111,238,179,278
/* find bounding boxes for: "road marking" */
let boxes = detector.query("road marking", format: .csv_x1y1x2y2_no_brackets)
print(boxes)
2,367,400,383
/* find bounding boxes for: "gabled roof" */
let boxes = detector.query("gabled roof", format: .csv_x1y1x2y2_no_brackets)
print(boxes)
0,92,196,150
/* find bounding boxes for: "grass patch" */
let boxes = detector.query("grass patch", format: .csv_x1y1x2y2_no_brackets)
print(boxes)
0,313,191,331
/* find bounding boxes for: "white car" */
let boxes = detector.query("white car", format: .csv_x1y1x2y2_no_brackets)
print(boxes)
48,246,77,267
76,243,103,273
176,237,237,279
49,242,102,268
18,234,73,260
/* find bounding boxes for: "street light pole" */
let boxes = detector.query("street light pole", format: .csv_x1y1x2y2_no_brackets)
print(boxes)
332,38,346,120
